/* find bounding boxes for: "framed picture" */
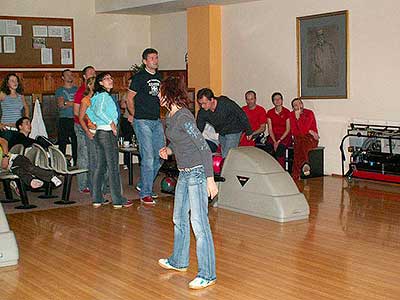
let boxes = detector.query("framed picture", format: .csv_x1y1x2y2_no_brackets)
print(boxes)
297,10,348,99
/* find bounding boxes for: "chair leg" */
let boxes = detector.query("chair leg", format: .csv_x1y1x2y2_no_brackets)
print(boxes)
54,174,76,205
1,179,19,203
15,179,37,209
38,182,58,199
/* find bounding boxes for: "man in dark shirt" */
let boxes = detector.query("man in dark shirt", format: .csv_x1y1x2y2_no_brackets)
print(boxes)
196,88,252,158
126,48,165,205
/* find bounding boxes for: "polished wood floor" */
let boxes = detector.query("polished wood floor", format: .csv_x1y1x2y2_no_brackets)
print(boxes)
1,176,400,300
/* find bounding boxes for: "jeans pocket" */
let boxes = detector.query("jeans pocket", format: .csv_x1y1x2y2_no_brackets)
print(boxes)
188,168,205,186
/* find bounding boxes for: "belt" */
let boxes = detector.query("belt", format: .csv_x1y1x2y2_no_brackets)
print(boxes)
178,165,203,172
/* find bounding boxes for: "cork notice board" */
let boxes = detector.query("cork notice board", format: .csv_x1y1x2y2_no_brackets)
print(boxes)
0,16,74,68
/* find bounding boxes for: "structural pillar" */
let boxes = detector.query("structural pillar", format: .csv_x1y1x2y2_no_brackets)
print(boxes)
187,5,222,105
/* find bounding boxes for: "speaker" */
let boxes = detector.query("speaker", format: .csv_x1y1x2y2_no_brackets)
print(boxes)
286,146,324,178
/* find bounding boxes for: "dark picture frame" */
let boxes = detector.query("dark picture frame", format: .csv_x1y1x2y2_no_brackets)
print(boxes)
297,10,348,99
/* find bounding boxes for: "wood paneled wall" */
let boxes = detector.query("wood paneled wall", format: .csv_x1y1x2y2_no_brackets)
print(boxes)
0,69,187,138
0,69,187,96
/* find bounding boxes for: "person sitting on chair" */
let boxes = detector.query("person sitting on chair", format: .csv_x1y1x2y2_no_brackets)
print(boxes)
265,92,292,168
289,98,319,180
0,117,62,191
239,90,267,147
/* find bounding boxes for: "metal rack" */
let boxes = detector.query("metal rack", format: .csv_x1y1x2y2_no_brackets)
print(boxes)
340,123,400,182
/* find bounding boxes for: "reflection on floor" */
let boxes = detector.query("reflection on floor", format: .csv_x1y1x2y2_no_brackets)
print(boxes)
1,176,400,300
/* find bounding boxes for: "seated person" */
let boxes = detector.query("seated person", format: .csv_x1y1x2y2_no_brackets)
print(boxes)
289,98,319,180
202,122,219,153
239,90,267,147
0,117,62,191
266,92,292,168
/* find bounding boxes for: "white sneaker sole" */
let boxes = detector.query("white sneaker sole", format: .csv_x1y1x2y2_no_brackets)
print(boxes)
189,280,216,290
158,259,187,272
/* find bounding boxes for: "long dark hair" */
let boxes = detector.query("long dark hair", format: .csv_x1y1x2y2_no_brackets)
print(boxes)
160,76,189,111
94,72,112,94
1,73,23,95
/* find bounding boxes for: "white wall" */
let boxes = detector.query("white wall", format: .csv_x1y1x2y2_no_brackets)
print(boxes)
2,0,150,70
150,11,187,70
222,0,400,175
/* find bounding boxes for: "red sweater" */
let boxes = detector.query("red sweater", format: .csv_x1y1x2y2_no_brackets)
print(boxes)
73,84,85,124
289,108,318,137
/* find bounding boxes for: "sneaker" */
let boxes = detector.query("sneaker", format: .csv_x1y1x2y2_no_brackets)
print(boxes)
51,176,62,187
151,192,158,199
302,163,311,176
31,179,44,189
113,199,134,209
93,199,111,208
140,196,155,205
158,258,187,272
10,181,20,197
135,184,141,192
188,277,216,290
81,188,90,194
123,165,128,170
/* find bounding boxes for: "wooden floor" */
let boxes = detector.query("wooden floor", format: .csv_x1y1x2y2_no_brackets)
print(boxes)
1,176,400,300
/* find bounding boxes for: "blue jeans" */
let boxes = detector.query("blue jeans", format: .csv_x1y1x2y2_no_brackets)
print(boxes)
133,119,165,198
88,135,110,195
219,132,241,158
74,124,90,191
168,166,216,281
93,130,127,205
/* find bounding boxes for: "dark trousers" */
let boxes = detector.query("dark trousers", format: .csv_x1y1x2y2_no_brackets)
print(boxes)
292,134,318,180
119,117,134,166
10,155,55,186
58,118,77,166
264,142,287,168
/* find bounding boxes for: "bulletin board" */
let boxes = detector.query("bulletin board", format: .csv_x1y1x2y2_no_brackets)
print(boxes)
0,16,74,68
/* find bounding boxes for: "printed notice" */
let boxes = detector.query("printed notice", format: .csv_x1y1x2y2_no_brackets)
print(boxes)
61,48,72,64
41,48,53,64
62,27,72,42
3,36,16,53
0,20,6,35
33,25,48,37
6,24,22,36
48,26,63,37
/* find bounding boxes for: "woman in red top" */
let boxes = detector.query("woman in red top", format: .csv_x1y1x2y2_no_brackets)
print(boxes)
289,98,319,180
266,92,292,167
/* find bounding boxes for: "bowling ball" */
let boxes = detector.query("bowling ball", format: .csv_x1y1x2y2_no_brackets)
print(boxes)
161,176,177,194
213,154,224,175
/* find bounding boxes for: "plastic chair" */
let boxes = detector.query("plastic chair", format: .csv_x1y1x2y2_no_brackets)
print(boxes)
48,146,88,205
9,144,24,155
27,144,58,199
0,170,36,210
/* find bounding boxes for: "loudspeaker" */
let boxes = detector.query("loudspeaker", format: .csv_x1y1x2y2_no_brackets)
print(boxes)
286,146,324,178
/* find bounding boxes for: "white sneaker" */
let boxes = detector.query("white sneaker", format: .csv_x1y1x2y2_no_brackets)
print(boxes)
158,258,187,272
51,176,62,187
188,277,216,289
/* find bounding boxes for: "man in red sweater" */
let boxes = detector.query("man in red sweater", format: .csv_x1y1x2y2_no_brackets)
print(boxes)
289,98,319,180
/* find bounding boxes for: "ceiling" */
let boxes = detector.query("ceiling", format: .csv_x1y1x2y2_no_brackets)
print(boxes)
95,0,263,15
